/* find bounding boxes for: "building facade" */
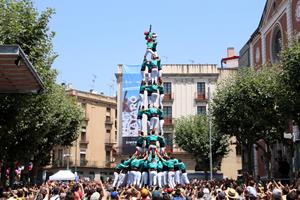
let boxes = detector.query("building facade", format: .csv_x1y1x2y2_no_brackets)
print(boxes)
239,0,300,68
239,0,300,177
116,63,242,178
48,89,118,180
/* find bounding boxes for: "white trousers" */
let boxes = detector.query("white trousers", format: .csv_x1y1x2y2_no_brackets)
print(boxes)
159,119,164,135
144,49,158,60
140,171,148,187
151,93,159,107
137,119,142,131
175,170,182,185
150,117,159,131
141,70,146,81
117,173,125,188
151,68,159,84
139,93,145,107
149,170,157,186
160,147,166,155
168,171,176,189
159,94,164,108
112,172,119,187
163,171,168,186
181,172,190,185
127,171,135,186
157,172,164,188
133,171,141,187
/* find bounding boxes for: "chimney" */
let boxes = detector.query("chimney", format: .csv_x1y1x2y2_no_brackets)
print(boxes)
227,47,235,57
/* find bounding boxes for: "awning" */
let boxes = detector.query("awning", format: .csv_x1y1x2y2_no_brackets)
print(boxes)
49,170,76,181
0,45,44,93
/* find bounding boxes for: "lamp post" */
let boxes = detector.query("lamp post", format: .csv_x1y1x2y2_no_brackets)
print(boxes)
208,82,213,180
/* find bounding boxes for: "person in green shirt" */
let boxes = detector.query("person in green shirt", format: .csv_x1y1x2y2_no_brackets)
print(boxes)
146,83,159,107
140,159,149,188
144,32,158,60
149,57,160,84
141,59,151,82
157,159,164,188
139,82,147,107
158,135,166,155
135,133,145,155
112,160,128,188
137,106,145,133
128,154,148,187
158,108,164,136
177,159,189,185
146,133,158,154
157,154,176,189
149,107,160,134
148,154,158,186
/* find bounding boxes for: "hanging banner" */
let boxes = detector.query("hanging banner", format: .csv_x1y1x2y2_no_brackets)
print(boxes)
122,65,140,137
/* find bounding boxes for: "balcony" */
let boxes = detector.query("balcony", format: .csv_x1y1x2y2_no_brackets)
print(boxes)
105,137,117,149
164,117,173,126
79,139,89,144
80,159,88,166
163,93,174,102
194,92,208,102
105,117,113,125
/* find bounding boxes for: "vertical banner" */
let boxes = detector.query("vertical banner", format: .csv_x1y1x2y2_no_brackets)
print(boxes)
122,65,140,154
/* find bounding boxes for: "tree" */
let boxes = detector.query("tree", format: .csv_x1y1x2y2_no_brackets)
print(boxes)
174,115,230,178
212,67,287,178
279,41,300,125
0,0,83,185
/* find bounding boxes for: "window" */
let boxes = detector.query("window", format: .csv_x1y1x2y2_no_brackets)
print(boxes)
106,151,111,162
80,149,86,166
115,131,118,140
106,129,111,134
106,107,111,112
163,82,172,94
271,25,282,63
197,106,206,115
106,116,111,122
163,106,172,118
81,132,86,141
197,82,205,94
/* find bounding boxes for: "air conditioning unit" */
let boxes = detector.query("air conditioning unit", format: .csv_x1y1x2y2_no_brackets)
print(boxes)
293,125,300,142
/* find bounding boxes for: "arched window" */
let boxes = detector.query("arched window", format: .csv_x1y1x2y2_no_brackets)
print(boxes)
271,25,283,63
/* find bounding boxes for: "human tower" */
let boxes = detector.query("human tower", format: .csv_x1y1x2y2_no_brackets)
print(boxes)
112,27,189,189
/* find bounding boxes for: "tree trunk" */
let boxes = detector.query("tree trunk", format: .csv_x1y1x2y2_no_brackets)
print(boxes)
8,161,15,187
246,143,253,175
0,163,7,187
30,159,40,185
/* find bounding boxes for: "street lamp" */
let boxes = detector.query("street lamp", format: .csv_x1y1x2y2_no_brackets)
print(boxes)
208,82,213,180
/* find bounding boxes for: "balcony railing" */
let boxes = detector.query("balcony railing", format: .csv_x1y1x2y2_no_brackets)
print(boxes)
80,140,89,144
105,119,113,125
164,117,173,126
105,138,117,146
194,92,208,102
163,93,174,102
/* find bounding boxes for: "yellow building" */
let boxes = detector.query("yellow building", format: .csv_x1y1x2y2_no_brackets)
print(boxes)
49,89,118,180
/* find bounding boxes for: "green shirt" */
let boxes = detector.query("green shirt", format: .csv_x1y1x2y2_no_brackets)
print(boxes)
157,161,163,170
163,160,175,169
149,107,159,116
144,109,151,121
158,86,164,94
148,161,158,170
158,136,166,147
140,85,147,93
131,159,143,168
136,136,144,147
116,163,128,170
137,110,144,119
176,162,186,170
150,60,161,70
124,158,133,166
146,84,158,93
158,109,164,120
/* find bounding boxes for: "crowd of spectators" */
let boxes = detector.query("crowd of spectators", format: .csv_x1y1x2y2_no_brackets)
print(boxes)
0,172,300,200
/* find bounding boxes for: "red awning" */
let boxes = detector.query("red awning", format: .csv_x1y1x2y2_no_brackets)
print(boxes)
0,45,44,93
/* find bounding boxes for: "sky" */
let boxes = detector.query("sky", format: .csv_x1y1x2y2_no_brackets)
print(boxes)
34,0,266,96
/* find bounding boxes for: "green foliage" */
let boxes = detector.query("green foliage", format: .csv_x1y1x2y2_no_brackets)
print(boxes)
174,115,230,171
0,0,83,182
279,41,300,124
0,0,57,85
212,67,287,145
